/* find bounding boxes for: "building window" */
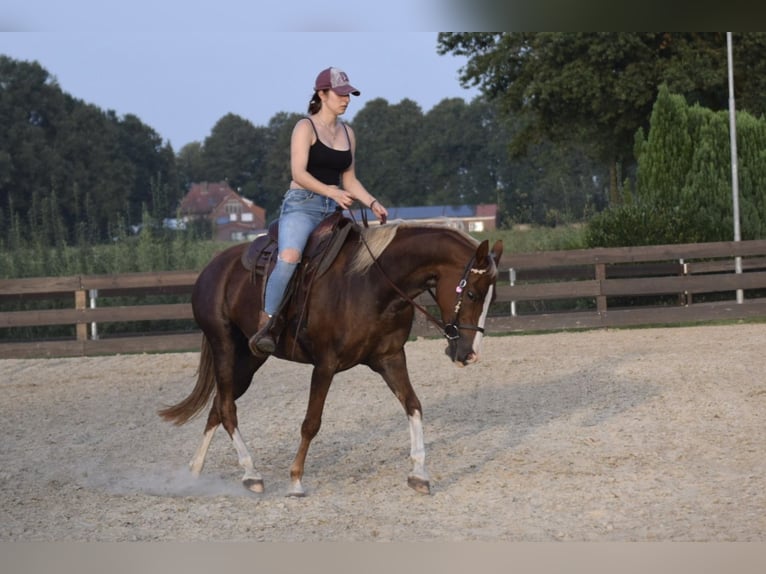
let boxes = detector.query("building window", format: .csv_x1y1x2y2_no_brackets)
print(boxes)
224,201,242,215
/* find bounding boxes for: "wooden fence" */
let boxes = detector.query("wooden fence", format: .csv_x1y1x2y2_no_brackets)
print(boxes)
2,240,766,358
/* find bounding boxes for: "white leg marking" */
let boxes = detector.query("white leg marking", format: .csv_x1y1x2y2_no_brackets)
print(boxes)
189,425,217,476
469,284,494,363
232,428,263,488
408,410,430,483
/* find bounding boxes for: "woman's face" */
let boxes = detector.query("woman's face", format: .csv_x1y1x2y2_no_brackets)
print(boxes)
321,89,351,116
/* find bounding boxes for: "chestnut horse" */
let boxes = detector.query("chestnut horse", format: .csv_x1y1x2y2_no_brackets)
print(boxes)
159,220,503,496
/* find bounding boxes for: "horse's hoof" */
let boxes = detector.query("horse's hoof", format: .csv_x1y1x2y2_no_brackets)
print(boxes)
243,478,264,493
287,481,306,497
407,476,431,495
287,490,306,498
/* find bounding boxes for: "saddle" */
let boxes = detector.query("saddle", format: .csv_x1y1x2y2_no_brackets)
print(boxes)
241,209,363,358
241,209,359,282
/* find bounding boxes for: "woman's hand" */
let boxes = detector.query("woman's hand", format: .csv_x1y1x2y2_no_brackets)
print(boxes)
334,189,355,210
370,199,388,224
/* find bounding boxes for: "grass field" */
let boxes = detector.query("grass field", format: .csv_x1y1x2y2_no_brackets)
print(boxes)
473,223,586,254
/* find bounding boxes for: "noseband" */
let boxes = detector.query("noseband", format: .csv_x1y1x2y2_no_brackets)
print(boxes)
439,255,487,341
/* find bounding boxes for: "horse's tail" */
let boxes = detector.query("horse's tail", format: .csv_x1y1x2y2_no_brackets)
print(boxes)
158,335,216,426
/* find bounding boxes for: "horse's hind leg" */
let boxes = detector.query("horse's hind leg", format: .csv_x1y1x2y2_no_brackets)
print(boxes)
231,426,263,492
189,421,218,476
210,344,267,493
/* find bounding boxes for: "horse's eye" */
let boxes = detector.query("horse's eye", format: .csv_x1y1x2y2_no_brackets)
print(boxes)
467,290,478,302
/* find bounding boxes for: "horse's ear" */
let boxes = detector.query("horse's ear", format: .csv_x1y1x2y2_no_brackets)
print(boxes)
475,239,503,269
475,240,490,265
491,240,503,268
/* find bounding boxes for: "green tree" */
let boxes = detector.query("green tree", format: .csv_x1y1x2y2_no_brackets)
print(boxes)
588,89,766,246
176,142,206,189
51,102,133,234
201,113,264,191
437,32,766,202
414,97,499,205
351,98,425,206
0,56,179,244
737,113,766,239
117,114,178,226
633,85,694,210
681,111,732,242
0,56,67,218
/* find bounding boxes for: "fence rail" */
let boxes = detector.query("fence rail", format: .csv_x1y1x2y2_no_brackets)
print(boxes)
2,240,766,358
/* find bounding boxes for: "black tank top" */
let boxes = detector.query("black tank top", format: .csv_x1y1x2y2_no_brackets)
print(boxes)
305,118,352,186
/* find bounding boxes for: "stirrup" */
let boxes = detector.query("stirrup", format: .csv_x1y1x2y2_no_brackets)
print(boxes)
249,312,275,355
250,332,276,355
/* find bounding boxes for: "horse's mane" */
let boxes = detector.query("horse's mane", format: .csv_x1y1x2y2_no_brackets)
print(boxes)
347,221,479,275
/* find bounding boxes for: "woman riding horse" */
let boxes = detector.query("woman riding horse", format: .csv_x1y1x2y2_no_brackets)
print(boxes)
250,66,388,355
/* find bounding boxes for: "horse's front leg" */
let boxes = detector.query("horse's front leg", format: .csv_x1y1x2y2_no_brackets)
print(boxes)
406,409,431,494
375,350,431,494
288,366,334,497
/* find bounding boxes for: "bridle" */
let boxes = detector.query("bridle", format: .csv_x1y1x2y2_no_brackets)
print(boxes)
439,256,490,341
353,210,490,341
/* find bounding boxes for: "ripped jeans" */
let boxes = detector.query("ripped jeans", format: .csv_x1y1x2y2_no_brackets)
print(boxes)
263,189,340,316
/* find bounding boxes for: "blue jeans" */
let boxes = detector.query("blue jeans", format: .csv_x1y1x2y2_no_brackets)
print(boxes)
263,189,340,315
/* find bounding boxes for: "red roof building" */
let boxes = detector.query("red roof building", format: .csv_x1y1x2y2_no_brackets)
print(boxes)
179,181,266,241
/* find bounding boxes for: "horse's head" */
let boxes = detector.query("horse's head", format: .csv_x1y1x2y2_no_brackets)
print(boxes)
438,238,503,366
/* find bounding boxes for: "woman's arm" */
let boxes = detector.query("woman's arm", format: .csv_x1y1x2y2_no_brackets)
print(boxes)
341,125,388,222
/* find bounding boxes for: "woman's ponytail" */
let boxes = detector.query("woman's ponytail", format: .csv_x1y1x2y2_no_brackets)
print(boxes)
308,91,322,114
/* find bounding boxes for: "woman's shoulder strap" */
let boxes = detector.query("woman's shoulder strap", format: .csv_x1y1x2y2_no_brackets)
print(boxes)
304,116,319,137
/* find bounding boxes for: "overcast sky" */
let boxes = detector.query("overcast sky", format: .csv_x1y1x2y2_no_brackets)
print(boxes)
1,1,483,149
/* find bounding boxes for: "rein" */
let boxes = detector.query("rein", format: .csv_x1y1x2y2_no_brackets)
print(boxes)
349,208,485,341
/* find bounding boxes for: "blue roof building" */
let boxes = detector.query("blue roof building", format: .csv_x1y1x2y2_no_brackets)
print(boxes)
347,204,497,233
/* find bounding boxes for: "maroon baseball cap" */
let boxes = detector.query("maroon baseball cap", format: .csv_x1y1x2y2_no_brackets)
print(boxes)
314,67,361,96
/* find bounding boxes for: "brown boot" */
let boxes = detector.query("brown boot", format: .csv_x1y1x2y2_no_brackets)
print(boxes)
248,311,276,355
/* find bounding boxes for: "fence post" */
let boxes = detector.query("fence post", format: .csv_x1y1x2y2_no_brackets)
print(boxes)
680,259,690,306
595,262,607,317
89,289,99,340
509,268,517,317
75,289,88,341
